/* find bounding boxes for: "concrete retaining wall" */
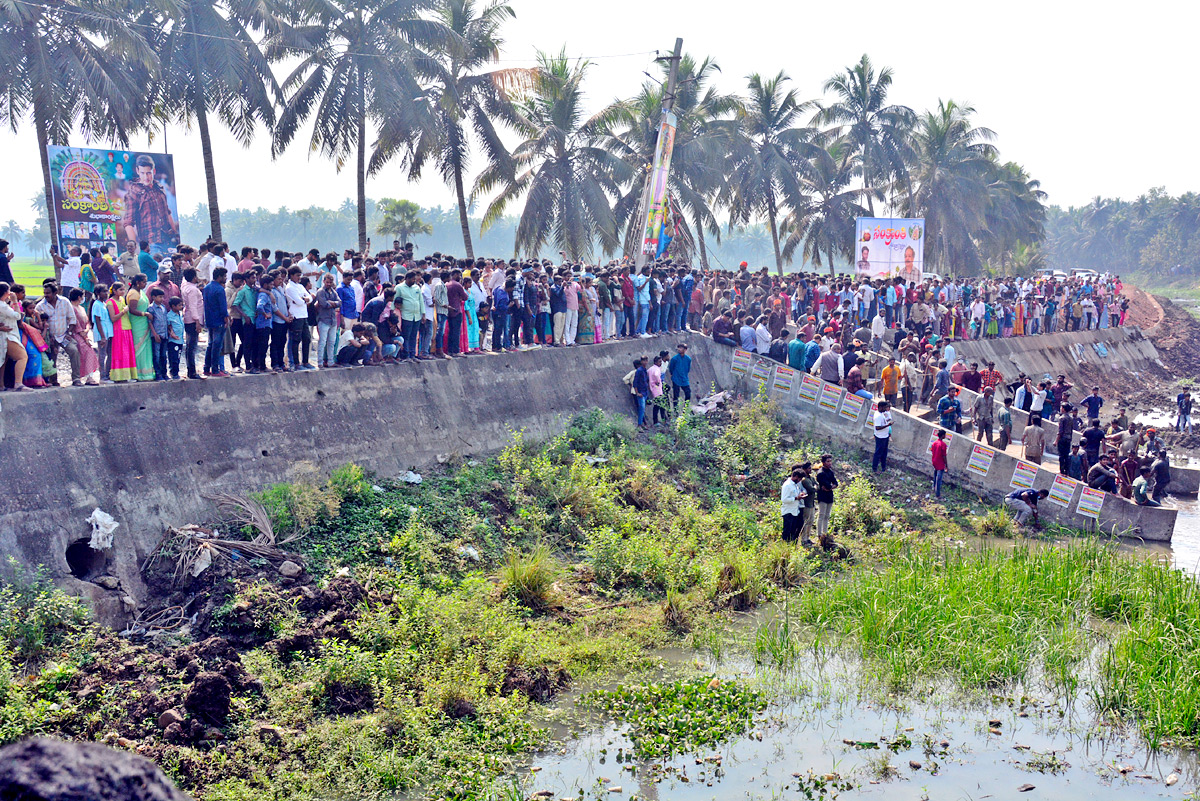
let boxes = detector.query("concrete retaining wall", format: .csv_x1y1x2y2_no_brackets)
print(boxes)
0,332,1177,626
714,350,1176,543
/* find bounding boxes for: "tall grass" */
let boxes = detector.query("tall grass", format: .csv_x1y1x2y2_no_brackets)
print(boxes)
793,541,1200,746
499,543,559,611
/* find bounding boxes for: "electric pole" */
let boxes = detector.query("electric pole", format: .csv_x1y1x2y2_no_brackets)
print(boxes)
633,38,683,271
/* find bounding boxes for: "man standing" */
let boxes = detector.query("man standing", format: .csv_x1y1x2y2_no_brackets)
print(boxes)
880,356,900,408
1177,391,1194,434
1080,386,1104,422
285,266,314,369
180,267,204,379
1056,405,1078,473
937,386,963,432
872,401,893,473
781,466,804,544
931,428,949,499
668,342,692,409
973,387,995,446
815,454,838,548
1023,414,1047,464
121,154,177,254
1152,450,1172,503
203,267,230,376
136,241,159,283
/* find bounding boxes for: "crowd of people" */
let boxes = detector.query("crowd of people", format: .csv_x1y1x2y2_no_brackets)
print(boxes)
0,240,1128,391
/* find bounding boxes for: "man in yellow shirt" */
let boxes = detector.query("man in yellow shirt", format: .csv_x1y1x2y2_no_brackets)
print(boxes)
880,356,900,407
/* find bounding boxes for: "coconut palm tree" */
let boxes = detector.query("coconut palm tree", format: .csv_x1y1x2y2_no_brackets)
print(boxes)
0,0,154,240
601,54,741,268
148,0,282,243
904,100,996,273
376,198,432,244
721,72,816,274
979,160,1046,269
267,0,452,253
815,54,914,215
781,142,866,274
1,220,23,245
473,49,631,259
371,0,531,259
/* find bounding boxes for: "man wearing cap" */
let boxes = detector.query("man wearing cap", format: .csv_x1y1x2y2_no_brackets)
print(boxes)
148,263,181,302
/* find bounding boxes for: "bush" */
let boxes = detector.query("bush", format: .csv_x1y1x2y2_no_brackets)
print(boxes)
253,464,346,537
566,408,635,454
716,393,780,491
0,560,88,666
499,544,559,612
712,549,762,611
831,475,896,538
977,506,1017,538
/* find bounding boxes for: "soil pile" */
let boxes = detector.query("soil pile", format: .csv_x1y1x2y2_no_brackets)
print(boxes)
1126,287,1200,378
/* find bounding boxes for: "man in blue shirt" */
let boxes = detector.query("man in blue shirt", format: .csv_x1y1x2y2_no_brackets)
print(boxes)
803,333,822,372
668,342,692,407
632,266,651,336
937,387,963,432
202,267,230,376
137,240,160,283
1080,386,1104,421
336,270,358,330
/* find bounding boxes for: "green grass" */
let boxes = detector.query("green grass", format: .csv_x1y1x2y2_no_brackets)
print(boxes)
8,257,52,296
793,540,1200,747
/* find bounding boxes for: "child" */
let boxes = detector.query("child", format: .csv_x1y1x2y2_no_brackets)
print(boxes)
166,297,185,379
147,287,169,381
90,284,112,382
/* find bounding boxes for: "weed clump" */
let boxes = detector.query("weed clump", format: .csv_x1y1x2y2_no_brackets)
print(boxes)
587,678,766,758
977,506,1017,538
499,543,559,612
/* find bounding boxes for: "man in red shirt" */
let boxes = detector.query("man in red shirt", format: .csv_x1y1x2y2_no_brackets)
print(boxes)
931,429,949,499
979,360,1004,392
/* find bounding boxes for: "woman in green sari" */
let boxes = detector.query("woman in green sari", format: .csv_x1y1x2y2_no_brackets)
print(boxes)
126,274,154,381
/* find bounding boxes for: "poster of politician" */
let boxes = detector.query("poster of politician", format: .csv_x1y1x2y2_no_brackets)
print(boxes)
47,146,181,258
854,217,925,284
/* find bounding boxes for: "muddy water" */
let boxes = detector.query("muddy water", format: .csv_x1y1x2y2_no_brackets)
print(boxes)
523,648,1197,800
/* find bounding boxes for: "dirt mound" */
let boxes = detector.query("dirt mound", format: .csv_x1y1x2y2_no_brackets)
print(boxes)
184,672,232,727
0,738,192,801
1125,287,1200,378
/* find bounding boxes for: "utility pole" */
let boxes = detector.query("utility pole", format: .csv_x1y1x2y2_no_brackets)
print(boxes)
633,37,683,271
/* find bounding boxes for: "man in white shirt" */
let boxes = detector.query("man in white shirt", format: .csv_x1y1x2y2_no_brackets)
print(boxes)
284,266,314,369
781,467,805,543
872,400,894,472
869,308,887,353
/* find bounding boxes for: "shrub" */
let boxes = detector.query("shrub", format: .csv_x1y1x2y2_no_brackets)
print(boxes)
330,463,370,500
715,393,780,491
499,544,559,612
0,560,88,666
712,549,762,611
253,464,346,537
566,408,635,454
977,506,1017,538
831,475,895,538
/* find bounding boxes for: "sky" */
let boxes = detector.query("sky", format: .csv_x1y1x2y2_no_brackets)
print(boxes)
0,0,1193,229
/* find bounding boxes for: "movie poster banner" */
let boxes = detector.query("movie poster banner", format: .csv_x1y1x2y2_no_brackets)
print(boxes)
965,444,996,477
853,217,925,283
1077,487,1106,520
772,365,796,396
639,112,677,258
798,374,821,404
47,145,181,258
818,382,843,413
1048,474,1079,508
1010,461,1039,490
731,349,753,375
838,392,867,422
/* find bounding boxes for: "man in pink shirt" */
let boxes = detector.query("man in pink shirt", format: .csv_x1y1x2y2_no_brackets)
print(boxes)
563,271,580,345
180,266,205,379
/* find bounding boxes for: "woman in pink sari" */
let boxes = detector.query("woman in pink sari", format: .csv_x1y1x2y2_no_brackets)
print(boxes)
68,289,100,384
108,283,137,382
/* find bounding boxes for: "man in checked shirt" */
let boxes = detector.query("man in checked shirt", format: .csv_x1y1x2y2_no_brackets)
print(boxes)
122,155,178,256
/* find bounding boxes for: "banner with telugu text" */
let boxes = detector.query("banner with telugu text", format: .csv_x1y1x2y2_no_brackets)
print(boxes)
854,217,925,283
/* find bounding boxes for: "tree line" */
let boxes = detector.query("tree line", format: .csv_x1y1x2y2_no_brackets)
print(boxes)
3,0,1047,272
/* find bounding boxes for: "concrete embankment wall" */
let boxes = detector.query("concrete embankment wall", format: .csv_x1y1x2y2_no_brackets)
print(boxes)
0,331,1176,626
713,350,1176,543
953,327,1162,392
0,336,721,623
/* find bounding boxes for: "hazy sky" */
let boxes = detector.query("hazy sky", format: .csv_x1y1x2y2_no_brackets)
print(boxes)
0,0,1191,229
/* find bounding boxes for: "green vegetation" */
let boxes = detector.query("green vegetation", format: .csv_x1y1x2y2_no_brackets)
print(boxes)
6,400,1200,801
586,678,766,759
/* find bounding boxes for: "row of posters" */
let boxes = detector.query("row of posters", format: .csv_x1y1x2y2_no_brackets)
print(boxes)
730,348,1114,525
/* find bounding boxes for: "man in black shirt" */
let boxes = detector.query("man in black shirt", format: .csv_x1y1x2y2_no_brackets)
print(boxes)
1152,450,1172,502
1004,488,1049,526
816,454,838,548
799,462,818,547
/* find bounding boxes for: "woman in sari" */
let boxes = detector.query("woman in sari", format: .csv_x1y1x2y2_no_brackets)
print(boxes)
0,283,27,390
464,276,481,352
1013,299,1025,336
19,299,49,387
68,289,100,384
108,283,137,382
126,276,153,381
576,279,595,345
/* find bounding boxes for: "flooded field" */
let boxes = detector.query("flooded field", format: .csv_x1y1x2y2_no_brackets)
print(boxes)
520,640,1195,801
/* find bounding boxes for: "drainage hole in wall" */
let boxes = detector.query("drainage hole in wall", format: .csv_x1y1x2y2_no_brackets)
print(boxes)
65,539,105,581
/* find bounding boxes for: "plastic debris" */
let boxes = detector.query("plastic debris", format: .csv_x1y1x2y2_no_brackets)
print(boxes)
87,508,119,550
190,546,213,577
402,471,423,484
371,484,385,493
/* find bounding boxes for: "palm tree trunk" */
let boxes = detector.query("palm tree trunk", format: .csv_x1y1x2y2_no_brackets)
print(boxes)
34,110,60,281
694,216,709,269
356,71,368,254
766,192,783,276
453,161,474,259
195,103,222,242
